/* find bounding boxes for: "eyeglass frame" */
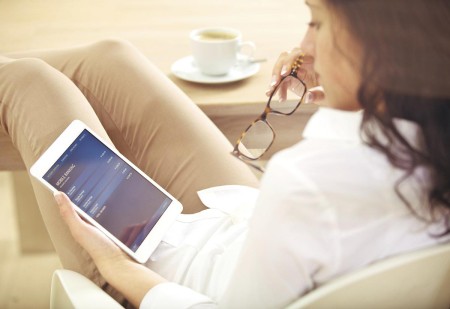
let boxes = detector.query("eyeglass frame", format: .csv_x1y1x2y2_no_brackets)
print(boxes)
231,63,307,173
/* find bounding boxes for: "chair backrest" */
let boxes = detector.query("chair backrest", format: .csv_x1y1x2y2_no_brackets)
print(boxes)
287,243,450,309
51,269,123,309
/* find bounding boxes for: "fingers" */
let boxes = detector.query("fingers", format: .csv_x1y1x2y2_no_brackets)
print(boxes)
304,86,326,105
55,191,77,222
266,48,305,96
277,81,289,103
276,48,305,77
54,191,87,238
266,47,317,97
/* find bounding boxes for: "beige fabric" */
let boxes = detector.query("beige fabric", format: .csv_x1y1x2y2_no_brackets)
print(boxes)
0,39,258,289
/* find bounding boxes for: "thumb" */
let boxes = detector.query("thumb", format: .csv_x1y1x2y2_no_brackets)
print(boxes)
304,86,325,105
54,191,83,230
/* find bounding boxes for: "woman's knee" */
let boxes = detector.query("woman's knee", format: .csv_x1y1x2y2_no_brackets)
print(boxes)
82,39,143,66
0,57,69,125
90,38,135,53
0,57,57,87
0,56,93,130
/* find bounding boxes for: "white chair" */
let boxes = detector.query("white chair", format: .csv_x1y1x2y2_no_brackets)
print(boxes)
51,269,123,309
51,242,450,309
288,242,450,309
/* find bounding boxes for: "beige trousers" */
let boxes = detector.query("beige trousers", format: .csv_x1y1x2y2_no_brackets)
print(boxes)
0,39,258,289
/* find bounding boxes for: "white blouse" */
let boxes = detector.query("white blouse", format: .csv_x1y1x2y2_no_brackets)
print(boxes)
141,107,449,308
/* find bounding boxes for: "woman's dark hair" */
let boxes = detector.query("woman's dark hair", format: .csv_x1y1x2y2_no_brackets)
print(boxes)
325,0,450,235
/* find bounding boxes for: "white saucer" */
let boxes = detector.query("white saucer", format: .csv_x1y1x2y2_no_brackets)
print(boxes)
171,55,260,84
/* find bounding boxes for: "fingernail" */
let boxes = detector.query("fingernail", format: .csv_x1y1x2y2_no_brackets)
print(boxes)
53,191,63,204
280,65,289,76
305,91,314,104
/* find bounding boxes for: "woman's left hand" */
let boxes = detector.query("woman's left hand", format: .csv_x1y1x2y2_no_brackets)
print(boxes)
266,48,317,95
54,191,129,273
266,47,325,105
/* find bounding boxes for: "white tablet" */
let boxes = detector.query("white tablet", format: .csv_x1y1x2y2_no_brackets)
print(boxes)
30,120,183,263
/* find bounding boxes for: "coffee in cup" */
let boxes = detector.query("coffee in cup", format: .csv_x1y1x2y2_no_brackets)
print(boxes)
194,30,238,41
190,27,256,76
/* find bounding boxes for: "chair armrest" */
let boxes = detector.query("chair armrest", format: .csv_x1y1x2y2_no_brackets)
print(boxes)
51,269,123,309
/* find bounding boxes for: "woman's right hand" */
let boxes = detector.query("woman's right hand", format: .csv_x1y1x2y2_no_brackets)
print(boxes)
266,47,325,105
54,191,129,274
55,191,167,308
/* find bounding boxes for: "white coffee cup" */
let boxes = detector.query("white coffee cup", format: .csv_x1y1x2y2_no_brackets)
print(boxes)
190,27,256,76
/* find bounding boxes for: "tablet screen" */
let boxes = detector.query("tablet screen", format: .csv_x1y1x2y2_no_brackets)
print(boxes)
42,129,172,252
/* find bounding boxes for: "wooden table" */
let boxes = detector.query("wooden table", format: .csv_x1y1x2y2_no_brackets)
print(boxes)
0,0,315,170
0,0,310,103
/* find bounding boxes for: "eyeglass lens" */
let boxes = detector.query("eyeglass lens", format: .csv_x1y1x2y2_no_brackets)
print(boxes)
268,75,306,113
237,75,306,160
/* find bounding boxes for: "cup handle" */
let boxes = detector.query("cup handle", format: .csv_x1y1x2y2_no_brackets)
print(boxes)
237,41,256,63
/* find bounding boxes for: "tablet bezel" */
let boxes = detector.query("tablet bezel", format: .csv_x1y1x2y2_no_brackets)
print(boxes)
30,120,183,263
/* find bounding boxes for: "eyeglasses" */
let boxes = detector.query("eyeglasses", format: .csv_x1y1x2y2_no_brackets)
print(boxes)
231,58,307,173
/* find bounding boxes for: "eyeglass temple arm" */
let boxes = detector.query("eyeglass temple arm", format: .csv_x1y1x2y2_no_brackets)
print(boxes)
245,160,266,173
232,151,266,173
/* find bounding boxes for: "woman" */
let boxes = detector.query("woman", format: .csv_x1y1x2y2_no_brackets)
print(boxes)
2,0,449,307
